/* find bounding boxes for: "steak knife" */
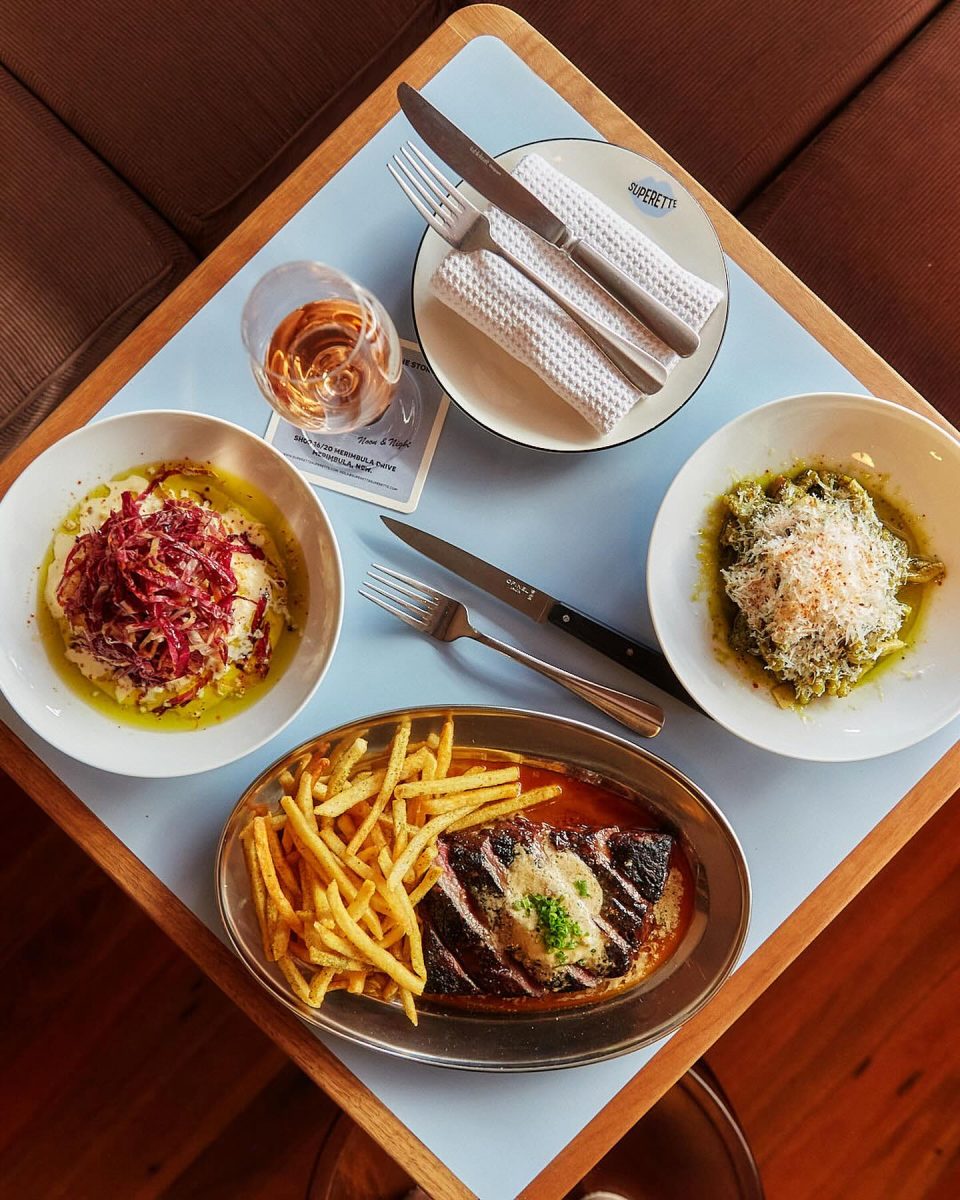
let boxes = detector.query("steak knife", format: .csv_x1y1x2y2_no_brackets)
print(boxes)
381,516,698,710
397,82,699,359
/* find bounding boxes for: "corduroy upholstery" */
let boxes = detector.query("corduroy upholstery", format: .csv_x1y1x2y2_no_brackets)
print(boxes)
743,3,960,426
0,0,452,254
0,70,195,457
510,0,940,209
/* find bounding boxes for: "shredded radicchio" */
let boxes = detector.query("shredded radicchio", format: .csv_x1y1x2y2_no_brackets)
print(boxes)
56,483,274,707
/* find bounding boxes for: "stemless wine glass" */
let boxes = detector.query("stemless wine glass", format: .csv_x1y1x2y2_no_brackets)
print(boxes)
242,261,405,435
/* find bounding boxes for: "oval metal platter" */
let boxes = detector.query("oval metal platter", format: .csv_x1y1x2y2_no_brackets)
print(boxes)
216,706,751,1072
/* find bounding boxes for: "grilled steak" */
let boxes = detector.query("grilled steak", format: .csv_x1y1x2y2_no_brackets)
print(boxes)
419,819,675,997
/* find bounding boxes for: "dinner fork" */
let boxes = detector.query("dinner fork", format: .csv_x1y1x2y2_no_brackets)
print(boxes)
361,565,664,739
388,142,668,396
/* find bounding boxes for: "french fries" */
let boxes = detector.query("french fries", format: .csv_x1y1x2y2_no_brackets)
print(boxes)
238,716,561,1023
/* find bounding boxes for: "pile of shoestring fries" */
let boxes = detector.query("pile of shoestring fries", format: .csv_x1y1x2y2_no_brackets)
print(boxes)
240,716,560,1024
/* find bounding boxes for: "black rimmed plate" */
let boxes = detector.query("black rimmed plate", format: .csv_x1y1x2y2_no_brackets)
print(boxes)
411,138,729,453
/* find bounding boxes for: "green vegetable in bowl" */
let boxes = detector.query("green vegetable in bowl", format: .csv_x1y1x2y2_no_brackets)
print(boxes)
718,469,944,706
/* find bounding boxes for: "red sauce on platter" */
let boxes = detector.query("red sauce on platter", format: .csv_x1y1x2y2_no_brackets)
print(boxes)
423,759,695,1013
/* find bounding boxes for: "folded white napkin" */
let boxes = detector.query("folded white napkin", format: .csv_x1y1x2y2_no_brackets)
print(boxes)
431,154,724,434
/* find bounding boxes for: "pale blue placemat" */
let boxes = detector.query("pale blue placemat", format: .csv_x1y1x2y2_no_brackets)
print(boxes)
5,35,957,1200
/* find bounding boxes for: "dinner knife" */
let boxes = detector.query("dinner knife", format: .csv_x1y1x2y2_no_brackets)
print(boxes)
381,516,699,710
397,82,700,359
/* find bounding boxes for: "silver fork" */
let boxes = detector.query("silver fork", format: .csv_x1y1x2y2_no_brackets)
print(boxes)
388,142,668,396
361,565,664,739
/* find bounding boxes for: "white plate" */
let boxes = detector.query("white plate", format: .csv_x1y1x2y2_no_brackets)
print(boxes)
412,137,728,452
0,411,344,777
648,393,960,761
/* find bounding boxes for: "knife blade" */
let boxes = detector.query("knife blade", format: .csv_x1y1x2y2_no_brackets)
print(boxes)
396,83,699,359
381,515,698,710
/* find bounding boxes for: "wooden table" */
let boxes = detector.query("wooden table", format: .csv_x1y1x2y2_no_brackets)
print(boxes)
2,7,958,1199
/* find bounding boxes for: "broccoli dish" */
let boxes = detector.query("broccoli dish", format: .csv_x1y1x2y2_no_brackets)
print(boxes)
717,469,944,706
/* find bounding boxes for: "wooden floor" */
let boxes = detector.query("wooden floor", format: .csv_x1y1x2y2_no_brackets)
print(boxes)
1,778,957,1199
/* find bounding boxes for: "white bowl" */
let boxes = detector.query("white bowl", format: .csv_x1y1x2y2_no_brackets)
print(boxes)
648,393,960,761
0,411,344,777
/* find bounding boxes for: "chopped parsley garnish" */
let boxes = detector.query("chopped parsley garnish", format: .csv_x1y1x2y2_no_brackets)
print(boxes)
574,879,590,897
513,893,584,958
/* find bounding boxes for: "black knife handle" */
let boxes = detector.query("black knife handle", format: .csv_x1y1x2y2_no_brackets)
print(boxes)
546,602,701,712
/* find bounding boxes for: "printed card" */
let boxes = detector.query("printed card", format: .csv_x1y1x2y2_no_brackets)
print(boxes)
263,340,448,513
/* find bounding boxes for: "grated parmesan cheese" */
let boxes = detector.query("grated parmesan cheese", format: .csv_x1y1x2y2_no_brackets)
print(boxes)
721,484,909,699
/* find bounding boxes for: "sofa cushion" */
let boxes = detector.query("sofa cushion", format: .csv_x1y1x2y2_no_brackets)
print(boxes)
0,70,196,456
511,0,939,210
0,0,450,254
742,4,960,427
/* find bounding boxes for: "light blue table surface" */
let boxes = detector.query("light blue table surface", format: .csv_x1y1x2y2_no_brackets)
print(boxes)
5,36,957,1200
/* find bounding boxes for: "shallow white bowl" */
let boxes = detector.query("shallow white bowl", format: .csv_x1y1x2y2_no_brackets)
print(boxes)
0,411,343,777
648,393,960,761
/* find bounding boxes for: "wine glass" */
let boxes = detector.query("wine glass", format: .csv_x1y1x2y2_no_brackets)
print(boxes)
242,261,411,436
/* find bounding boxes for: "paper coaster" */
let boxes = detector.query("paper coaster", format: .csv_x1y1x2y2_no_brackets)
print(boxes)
263,340,448,512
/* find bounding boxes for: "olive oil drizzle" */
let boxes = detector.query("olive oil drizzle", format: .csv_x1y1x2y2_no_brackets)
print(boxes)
37,462,308,732
698,461,939,703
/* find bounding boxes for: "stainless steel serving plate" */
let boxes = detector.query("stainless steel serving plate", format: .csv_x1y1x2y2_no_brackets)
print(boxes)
216,707,750,1071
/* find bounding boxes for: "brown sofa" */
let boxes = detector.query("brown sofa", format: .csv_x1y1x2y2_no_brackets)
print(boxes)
1,0,956,453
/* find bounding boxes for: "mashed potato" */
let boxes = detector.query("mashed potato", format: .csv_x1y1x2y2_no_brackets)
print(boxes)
45,466,289,716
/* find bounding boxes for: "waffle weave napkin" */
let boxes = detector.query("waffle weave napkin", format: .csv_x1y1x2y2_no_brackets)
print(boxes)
431,154,723,433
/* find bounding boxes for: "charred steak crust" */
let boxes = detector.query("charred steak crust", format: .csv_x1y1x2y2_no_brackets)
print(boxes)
608,832,673,903
421,926,479,995
489,826,518,867
548,827,648,949
419,850,540,997
421,819,676,999
445,837,505,901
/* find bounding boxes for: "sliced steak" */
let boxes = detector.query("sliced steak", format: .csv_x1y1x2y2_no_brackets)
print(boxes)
445,834,505,903
549,827,648,951
421,818,676,999
420,926,479,996
608,831,673,903
419,850,540,997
